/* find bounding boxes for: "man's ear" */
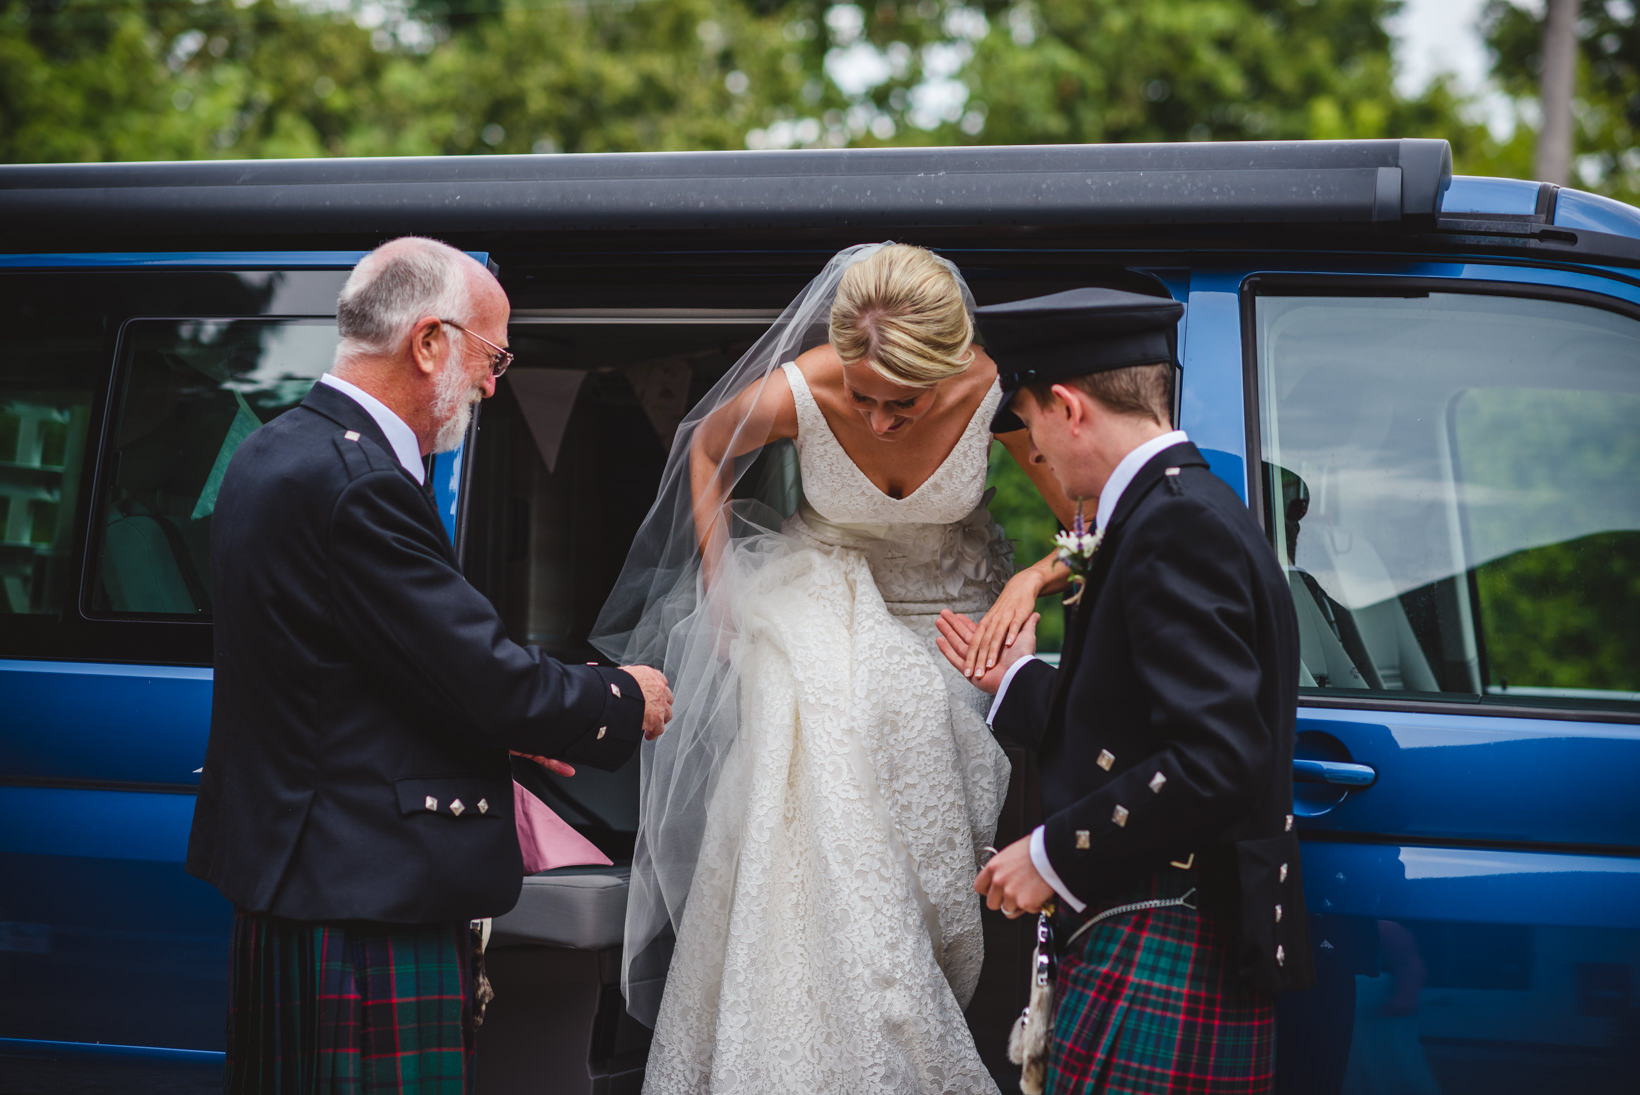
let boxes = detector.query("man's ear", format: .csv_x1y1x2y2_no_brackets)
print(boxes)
409,316,446,377
1048,382,1086,430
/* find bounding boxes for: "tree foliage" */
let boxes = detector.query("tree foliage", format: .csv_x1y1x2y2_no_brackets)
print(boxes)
863,0,1465,147
1481,0,1639,204
0,0,1488,163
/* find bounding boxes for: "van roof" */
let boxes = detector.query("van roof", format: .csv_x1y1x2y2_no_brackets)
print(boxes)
1,140,1635,263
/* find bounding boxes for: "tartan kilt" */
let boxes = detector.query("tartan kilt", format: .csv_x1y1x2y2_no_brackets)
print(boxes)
1047,871,1275,1095
225,909,476,1095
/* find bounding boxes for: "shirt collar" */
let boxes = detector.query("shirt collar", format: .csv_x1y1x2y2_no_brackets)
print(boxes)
318,373,425,484
1094,429,1189,531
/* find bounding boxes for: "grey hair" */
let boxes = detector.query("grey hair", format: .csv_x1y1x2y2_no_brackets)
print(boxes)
333,237,473,362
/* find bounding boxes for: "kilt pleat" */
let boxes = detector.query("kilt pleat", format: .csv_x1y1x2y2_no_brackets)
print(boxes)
226,909,475,1095
1046,882,1274,1095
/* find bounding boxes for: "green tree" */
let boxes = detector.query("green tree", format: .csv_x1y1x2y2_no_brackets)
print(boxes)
1481,0,1639,203
3,0,1494,163
0,0,803,161
360,0,805,155
0,0,394,161
723,1,1483,157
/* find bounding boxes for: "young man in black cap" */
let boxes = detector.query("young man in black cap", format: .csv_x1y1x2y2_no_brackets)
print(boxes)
936,287,1310,1094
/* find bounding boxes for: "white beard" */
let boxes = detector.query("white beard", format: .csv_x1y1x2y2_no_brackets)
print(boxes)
430,351,481,454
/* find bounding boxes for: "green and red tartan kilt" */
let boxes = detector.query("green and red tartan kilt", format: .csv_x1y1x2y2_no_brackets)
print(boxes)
1046,872,1275,1095
225,909,476,1095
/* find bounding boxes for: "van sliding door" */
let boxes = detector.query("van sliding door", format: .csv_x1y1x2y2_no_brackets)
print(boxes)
1249,269,1640,1094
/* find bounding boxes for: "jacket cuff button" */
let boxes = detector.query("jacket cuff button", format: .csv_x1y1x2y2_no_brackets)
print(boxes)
424,796,438,812
596,726,607,740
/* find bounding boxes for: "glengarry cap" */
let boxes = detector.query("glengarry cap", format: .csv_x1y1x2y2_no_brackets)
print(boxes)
977,287,1184,432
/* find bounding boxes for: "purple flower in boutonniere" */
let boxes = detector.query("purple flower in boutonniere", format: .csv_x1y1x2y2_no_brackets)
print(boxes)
1054,507,1103,606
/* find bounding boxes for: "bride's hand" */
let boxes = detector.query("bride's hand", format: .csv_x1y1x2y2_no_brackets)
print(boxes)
964,569,1045,678
937,608,1038,694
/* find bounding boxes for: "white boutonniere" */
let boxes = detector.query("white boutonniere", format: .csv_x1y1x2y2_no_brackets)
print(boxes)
1054,507,1103,606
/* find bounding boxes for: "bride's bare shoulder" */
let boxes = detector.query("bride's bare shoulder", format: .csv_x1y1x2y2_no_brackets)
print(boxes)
790,343,844,401
967,345,1002,388
791,343,843,380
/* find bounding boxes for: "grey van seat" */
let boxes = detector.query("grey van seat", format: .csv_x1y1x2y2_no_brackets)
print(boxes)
478,864,648,1095
100,510,207,613
1342,595,1439,691
1268,461,1370,691
1296,528,1438,692
1289,570,1370,690
490,864,629,950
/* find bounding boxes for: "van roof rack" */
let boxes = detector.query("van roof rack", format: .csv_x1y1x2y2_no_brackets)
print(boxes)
0,140,1451,242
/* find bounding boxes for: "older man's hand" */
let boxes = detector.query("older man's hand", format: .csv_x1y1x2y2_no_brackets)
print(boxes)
622,665,674,740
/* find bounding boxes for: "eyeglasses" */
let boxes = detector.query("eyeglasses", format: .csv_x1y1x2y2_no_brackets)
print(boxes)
440,319,514,378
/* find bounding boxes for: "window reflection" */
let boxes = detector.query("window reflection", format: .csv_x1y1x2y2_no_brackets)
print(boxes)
1257,291,1640,712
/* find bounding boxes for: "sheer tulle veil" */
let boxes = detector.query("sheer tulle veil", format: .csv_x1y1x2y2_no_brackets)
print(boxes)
589,242,978,1026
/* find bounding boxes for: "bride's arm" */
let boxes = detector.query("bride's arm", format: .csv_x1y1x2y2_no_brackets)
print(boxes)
959,430,1081,678
688,367,800,590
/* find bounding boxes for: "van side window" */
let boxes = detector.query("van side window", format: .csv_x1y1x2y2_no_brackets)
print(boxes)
1255,289,1640,713
90,319,335,617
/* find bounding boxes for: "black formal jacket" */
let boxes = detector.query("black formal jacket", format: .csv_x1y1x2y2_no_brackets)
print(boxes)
993,440,1312,989
187,383,644,924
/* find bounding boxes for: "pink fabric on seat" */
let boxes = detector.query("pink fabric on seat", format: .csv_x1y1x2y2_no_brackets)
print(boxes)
513,781,613,875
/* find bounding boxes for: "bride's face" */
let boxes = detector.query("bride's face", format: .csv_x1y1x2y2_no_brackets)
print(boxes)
841,362,938,439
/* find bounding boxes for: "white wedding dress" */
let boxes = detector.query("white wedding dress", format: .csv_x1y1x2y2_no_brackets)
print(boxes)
640,362,1012,1095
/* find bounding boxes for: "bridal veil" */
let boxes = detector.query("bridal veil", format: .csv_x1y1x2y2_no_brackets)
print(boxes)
589,242,979,1026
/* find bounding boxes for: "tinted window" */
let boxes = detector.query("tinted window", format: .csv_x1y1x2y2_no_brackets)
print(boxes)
0,267,345,662
90,319,334,617
1255,289,1640,713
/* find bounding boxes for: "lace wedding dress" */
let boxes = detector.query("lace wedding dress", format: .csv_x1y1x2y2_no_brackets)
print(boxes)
640,362,1012,1095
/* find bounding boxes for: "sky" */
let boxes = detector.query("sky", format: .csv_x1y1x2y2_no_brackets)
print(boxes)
1391,0,1500,98
1392,0,1535,136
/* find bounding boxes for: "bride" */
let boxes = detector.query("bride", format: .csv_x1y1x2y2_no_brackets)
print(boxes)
592,243,1075,1094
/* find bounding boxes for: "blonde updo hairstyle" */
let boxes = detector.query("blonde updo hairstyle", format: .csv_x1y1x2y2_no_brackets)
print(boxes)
829,244,974,387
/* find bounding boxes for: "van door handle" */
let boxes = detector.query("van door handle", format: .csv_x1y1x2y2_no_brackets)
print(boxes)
1292,758,1376,788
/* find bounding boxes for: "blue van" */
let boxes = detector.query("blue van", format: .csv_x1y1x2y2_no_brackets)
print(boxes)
1,140,1636,1094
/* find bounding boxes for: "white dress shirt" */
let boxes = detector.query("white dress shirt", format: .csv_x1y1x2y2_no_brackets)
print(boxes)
318,373,425,485
988,428,1190,913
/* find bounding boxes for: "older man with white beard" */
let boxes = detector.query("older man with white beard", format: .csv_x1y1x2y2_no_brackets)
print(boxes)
187,237,672,1094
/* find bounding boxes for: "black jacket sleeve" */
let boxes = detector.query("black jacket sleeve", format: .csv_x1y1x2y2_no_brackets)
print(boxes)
990,656,1057,749
327,467,644,767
